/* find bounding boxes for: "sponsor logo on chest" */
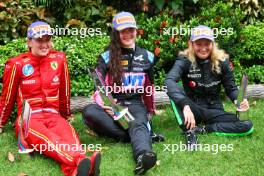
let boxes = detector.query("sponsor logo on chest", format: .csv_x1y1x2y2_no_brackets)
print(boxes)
53,75,59,82
22,64,34,76
187,73,201,78
51,75,60,85
134,55,144,61
22,80,36,85
132,67,144,72
188,67,201,78
198,80,221,88
122,73,145,87
50,61,58,70
121,60,128,66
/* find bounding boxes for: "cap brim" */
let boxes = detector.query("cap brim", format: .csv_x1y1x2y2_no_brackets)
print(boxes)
30,33,53,39
116,25,138,31
191,36,214,42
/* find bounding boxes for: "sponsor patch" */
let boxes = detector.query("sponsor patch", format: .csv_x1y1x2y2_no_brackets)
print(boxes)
133,67,144,72
198,80,221,88
121,60,128,66
116,16,135,24
22,80,36,85
122,73,145,87
53,76,59,82
187,73,201,78
134,55,144,61
189,68,200,72
50,61,58,70
188,81,196,88
132,61,147,67
22,64,34,76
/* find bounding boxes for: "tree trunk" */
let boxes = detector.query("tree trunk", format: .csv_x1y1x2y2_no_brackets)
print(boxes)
70,84,264,113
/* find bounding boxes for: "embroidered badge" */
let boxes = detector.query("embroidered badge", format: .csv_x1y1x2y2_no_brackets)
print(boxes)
50,61,58,70
22,64,34,76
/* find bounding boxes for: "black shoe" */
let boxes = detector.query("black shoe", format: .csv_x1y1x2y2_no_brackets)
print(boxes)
134,151,157,175
151,133,165,143
193,126,206,134
77,158,91,176
185,129,199,151
89,152,101,176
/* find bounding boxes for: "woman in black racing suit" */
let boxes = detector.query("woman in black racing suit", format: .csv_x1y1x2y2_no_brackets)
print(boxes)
165,25,253,148
82,12,158,175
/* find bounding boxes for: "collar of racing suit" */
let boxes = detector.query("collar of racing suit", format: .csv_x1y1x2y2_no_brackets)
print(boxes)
27,51,51,62
121,46,135,56
196,57,210,64
189,57,223,106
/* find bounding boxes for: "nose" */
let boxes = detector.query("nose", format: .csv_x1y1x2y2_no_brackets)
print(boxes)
40,41,51,48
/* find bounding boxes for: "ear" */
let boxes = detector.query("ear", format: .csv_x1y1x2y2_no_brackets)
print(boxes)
27,39,32,48
187,40,192,47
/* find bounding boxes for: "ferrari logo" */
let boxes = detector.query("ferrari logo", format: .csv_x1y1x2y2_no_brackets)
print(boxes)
50,61,58,70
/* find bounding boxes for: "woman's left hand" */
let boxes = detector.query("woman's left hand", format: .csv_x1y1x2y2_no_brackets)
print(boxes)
236,99,249,112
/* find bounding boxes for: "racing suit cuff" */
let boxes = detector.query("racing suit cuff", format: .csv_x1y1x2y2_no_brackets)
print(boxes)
176,98,190,109
229,90,238,102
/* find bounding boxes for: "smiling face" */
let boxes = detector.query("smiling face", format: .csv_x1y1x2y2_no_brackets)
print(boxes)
119,28,137,48
27,35,52,57
192,39,213,60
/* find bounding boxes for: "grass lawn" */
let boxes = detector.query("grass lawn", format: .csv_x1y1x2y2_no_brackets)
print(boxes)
0,100,263,176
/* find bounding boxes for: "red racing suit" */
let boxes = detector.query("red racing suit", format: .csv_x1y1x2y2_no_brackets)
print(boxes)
0,50,86,176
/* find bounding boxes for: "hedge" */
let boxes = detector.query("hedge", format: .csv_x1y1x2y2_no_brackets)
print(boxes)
0,21,263,97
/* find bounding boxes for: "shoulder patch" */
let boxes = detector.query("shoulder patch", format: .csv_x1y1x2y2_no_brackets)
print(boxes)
146,50,154,64
101,50,110,64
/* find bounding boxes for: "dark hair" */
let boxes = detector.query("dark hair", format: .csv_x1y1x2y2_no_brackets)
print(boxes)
109,29,123,86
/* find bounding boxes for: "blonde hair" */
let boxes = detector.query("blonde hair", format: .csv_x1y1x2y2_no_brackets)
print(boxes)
179,42,228,74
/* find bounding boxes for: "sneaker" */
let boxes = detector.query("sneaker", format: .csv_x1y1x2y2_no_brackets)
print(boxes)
185,129,199,151
77,158,90,176
151,133,165,143
89,152,101,176
134,151,157,175
193,126,206,134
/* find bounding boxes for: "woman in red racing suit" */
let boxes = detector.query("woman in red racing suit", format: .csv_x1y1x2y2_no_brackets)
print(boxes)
0,21,101,176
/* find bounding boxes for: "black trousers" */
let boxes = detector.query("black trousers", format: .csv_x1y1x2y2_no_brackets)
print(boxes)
82,100,152,161
171,99,253,136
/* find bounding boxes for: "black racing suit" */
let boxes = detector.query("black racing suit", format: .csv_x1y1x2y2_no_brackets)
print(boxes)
82,46,156,160
164,56,253,136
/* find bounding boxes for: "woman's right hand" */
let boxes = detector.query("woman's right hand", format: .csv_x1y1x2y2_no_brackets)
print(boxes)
183,105,196,130
102,105,114,117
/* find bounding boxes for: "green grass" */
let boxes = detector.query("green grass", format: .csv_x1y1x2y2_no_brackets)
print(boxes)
0,100,264,176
